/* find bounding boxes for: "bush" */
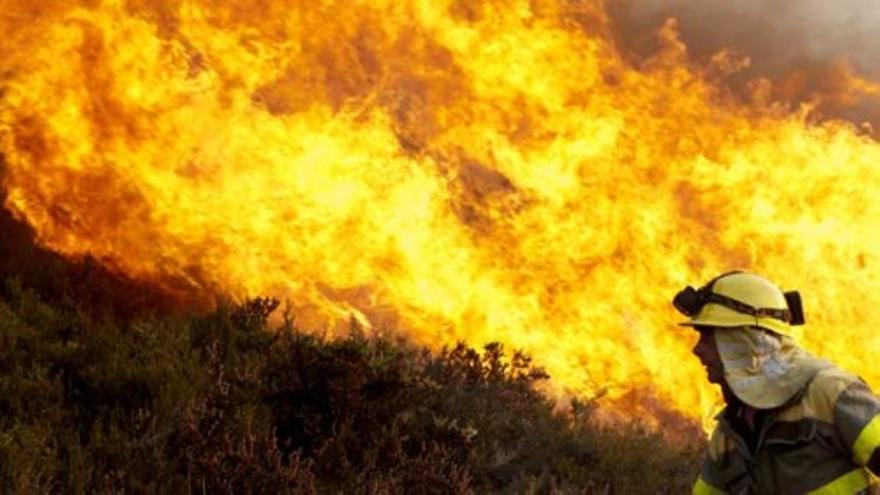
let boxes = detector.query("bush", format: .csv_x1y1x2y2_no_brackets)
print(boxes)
0,277,703,494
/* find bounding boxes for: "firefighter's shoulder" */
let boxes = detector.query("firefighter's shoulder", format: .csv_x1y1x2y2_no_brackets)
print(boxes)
776,365,862,424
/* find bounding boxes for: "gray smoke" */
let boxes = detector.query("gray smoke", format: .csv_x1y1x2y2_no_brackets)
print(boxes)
608,0,880,128
613,0,880,75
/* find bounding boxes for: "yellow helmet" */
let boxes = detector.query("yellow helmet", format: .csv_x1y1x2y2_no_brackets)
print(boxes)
673,271,805,336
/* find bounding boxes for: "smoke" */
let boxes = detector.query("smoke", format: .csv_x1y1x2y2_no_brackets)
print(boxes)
613,0,880,73
610,0,880,127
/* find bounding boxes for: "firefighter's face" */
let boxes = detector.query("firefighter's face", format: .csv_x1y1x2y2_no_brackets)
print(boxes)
692,327,724,384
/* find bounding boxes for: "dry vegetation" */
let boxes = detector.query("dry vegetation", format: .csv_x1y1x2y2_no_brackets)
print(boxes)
0,276,703,494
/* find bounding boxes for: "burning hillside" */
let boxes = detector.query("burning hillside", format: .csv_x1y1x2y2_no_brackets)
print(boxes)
2,0,880,429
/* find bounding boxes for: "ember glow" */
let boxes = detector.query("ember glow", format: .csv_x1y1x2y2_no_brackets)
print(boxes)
2,0,880,428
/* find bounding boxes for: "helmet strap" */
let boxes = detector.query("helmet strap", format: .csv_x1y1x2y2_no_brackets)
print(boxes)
704,292,792,324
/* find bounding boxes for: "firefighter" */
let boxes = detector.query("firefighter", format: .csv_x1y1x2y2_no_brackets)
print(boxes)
673,271,880,494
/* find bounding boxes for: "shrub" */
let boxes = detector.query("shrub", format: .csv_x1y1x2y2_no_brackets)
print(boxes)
0,277,704,493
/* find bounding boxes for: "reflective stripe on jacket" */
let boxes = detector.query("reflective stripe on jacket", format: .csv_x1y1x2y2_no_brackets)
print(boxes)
693,366,880,494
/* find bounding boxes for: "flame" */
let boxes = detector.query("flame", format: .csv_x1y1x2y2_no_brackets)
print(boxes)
3,0,880,429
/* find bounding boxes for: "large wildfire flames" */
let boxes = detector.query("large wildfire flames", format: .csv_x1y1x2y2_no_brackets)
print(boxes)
2,0,880,430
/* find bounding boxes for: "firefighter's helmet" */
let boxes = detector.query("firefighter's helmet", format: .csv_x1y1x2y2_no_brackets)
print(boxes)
673,271,804,336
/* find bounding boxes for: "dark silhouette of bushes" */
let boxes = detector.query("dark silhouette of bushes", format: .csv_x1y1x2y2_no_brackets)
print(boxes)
0,277,703,494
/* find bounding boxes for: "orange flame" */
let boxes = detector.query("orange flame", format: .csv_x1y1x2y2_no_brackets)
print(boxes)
3,0,880,429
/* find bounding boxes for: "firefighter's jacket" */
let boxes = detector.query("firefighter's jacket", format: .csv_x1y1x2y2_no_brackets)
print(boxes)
694,366,880,494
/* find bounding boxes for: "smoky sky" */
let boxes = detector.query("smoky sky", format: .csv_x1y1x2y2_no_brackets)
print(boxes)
609,0,880,128
613,0,880,75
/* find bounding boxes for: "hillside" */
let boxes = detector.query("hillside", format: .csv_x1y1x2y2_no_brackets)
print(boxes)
0,274,703,493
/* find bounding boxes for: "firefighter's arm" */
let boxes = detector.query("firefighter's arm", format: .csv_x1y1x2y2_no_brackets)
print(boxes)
693,471,726,495
834,380,880,474
693,429,728,495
